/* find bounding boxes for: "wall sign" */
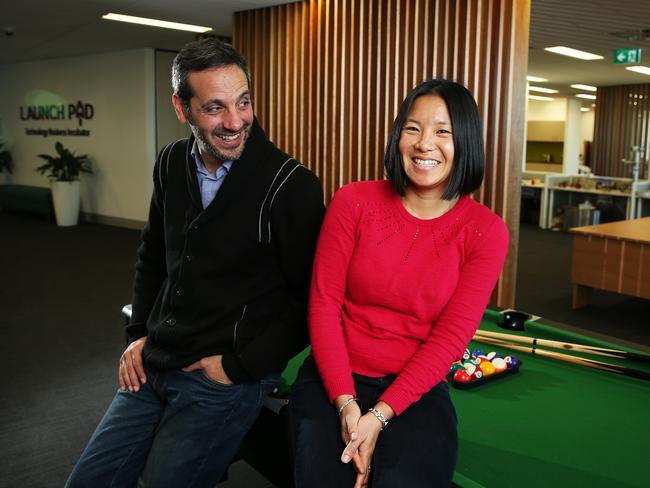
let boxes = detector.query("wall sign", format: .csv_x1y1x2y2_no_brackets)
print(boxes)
613,48,642,64
19,98,95,137
25,128,91,137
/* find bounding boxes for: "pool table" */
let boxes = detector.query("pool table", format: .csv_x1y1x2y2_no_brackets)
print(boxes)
239,307,650,488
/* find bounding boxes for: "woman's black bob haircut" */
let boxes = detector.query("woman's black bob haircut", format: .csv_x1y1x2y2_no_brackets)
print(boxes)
384,79,484,200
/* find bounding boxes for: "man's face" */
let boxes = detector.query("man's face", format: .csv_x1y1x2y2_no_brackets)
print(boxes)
173,65,253,167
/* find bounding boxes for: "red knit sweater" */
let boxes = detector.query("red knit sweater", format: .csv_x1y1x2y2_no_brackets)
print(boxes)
309,180,509,415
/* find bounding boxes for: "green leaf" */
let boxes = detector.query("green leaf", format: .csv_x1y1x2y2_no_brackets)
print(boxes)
34,141,93,181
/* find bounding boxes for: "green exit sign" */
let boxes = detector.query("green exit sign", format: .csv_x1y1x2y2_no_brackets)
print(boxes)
614,48,642,64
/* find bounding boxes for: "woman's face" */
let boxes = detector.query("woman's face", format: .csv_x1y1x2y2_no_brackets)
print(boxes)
398,94,455,198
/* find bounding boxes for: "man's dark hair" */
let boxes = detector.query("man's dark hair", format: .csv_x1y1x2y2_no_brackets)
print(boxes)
172,38,251,105
383,79,485,199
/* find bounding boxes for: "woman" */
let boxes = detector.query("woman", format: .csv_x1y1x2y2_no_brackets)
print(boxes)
290,79,509,487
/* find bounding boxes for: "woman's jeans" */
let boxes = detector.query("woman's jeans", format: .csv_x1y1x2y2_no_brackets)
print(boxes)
289,355,458,487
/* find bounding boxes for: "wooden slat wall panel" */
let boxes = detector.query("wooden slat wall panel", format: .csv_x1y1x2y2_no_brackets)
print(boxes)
593,83,650,179
233,0,530,306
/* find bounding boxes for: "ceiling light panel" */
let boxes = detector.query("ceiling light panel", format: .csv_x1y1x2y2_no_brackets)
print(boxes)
102,13,212,33
526,75,548,82
576,94,597,100
528,86,559,94
625,66,650,76
528,95,555,101
544,46,604,60
570,84,597,92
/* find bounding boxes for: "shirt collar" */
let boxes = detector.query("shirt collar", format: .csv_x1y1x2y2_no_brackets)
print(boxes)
191,140,233,177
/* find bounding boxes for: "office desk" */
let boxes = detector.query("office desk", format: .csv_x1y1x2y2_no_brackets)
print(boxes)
569,217,650,308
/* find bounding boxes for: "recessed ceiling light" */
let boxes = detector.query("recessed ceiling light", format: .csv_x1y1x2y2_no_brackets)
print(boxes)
528,86,559,94
102,13,212,33
570,84,597,92
544,46,604,60
528,95,555,101
625,66,650,76
580,107,590,112
527,75,548,82
576,94,597,100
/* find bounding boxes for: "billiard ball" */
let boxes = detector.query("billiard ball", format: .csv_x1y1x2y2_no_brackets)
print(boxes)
491,357,507,372
462,348,472,361
453,369,472,383
470,370,484,381
449,363,465,374
472,349,486,357
504,355,520,368
464,363,477,376
486,351,502,361
479,361,497,376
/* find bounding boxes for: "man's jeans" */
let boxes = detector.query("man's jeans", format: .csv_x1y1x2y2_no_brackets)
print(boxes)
66,366,278,488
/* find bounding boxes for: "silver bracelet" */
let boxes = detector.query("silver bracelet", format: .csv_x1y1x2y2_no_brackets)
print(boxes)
337,397,359,416
368,407,389,429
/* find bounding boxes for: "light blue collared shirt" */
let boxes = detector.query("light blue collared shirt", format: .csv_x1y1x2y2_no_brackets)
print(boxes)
191,141,233,209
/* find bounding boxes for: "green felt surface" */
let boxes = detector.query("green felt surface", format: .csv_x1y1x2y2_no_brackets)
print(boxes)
276,347,311,397
273,309,650,487
452,310,650,487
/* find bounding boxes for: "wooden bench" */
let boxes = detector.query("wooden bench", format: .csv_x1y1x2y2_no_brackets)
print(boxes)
0,184,54,217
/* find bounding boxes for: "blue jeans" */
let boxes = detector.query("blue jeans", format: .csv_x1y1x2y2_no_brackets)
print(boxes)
289,356,458,488
66,366,279,488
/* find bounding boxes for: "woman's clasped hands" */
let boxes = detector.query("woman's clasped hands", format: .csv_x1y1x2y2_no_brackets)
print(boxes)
335,395,394,488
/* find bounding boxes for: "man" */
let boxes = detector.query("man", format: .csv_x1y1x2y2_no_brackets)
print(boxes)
66,38,325,487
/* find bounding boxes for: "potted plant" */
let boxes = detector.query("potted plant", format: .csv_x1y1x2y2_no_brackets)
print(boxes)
36,141,92,226
0,141,13,184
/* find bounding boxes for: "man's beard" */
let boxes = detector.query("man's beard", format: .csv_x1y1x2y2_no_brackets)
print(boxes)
192,124,251,162
186,109,251,162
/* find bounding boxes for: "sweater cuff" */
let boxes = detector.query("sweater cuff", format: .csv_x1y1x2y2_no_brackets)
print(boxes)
378,375,450,416
323,375,357,404
378,390,408,416
221,353,254,383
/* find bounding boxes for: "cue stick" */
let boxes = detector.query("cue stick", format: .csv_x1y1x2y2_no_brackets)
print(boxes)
474,330,650,363
473,336,650,382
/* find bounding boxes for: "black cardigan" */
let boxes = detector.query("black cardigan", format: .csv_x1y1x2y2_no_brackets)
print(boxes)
128,120,325,382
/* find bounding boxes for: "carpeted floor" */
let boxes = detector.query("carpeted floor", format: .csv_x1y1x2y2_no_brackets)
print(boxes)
0,213,139,487
0,212,277,488
0,213,647,487
516,223,650,348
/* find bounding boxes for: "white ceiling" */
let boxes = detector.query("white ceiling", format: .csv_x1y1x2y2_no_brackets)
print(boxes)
0,0,292,63
1,0,650,96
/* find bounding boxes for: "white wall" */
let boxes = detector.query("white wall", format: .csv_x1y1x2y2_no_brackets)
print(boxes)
156,50,189,153
581,110,594,142
527,98,567,121
563,98,582,174
526,97,598,174
0,49,157,223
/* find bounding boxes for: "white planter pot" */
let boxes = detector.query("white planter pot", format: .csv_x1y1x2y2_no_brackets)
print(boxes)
50,180,80,226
